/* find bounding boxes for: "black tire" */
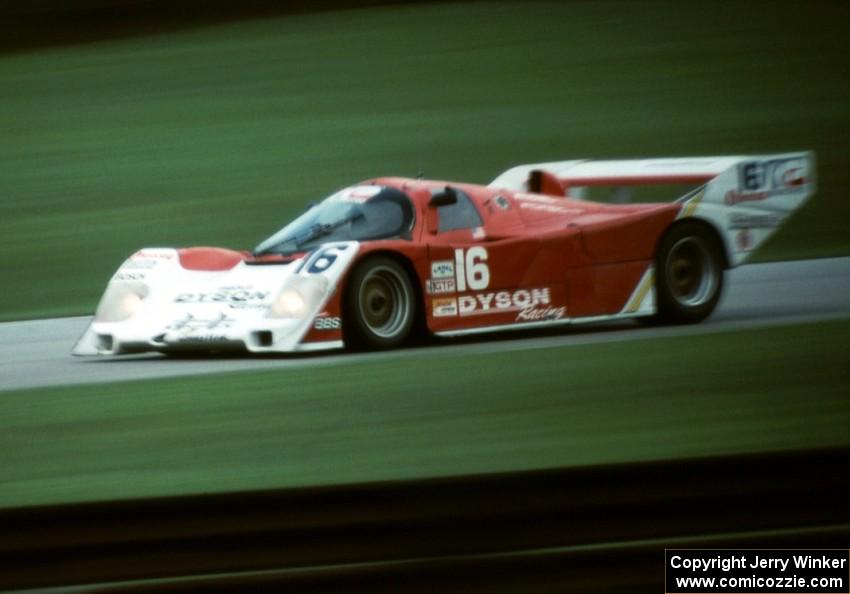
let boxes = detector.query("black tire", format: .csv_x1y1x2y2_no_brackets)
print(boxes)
654,221,725,324
344,256,416,349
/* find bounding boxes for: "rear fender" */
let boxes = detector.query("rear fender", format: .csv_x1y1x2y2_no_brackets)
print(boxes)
676,152,815,266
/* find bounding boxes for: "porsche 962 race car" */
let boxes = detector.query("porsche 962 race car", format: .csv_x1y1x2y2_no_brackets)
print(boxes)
73,152,815,355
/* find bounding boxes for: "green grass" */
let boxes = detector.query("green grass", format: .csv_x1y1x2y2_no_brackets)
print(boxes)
1,1,849,321
1,320,848,508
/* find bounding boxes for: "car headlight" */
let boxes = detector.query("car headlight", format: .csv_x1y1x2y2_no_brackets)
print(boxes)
271,288,307,317
94,282,149,322
268,276,328,319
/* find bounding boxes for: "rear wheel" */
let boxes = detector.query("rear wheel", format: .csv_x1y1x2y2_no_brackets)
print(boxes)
655,222,724,324
344,256,416,349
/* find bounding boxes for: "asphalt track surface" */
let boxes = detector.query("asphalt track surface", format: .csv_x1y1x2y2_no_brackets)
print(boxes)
1,257,849,392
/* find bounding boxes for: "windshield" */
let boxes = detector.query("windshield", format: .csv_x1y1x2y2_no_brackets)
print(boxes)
253,185,415,256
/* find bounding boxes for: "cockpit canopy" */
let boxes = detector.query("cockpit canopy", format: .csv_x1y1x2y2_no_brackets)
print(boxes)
253,185,415,256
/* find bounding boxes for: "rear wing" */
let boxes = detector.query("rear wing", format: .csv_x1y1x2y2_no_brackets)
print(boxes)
489,152,816,266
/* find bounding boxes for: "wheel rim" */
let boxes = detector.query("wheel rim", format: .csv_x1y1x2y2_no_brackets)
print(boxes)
665,237,718,307
358,265,412,339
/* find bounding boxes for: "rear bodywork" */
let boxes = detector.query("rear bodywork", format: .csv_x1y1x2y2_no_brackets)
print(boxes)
73,152,815,355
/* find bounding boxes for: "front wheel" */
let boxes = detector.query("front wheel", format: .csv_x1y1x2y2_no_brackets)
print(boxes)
654,222,725,324
344,256,416,349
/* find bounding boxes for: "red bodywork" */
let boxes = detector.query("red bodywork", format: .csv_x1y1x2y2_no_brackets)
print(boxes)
310,177,680,341
174,177,682,344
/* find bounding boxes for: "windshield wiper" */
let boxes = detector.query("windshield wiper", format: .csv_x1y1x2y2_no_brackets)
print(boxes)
253,212,364,256
296,211,364,247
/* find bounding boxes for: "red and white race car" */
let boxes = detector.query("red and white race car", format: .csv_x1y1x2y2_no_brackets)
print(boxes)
73,152,814,355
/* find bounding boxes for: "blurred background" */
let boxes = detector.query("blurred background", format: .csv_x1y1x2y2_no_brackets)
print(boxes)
0,2,848,590
1,0,848,321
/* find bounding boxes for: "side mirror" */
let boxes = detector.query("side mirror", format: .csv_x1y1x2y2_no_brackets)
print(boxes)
429,186,458,208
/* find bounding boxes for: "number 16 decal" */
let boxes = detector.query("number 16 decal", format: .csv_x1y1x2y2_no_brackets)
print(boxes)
455,247,489,291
